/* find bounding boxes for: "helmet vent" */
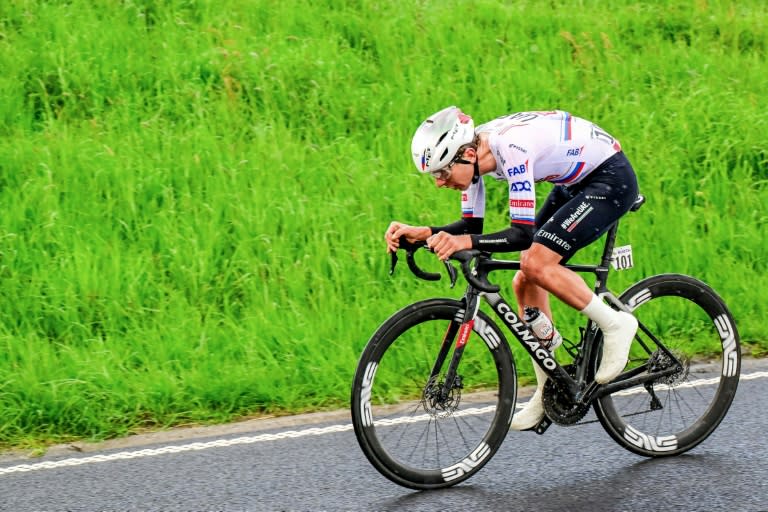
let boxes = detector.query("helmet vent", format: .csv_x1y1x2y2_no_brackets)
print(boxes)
435,131,449,145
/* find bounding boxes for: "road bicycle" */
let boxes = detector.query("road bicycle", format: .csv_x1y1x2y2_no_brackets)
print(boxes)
350,195,741,490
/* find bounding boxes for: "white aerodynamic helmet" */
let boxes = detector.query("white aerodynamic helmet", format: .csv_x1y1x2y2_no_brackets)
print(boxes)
411,106,475,174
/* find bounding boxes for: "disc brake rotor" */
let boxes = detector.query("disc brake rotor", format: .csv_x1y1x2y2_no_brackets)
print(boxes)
421,375,462,418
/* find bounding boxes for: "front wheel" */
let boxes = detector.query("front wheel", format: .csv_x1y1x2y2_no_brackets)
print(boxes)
593,274,741,457
351,298,516,489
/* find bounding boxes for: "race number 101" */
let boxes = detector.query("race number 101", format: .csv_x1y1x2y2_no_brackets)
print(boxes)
610,245,634,271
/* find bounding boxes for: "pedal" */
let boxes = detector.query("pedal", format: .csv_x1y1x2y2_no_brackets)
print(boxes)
531,415,552,435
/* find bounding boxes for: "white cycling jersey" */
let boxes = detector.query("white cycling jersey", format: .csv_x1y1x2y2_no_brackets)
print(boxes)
461,111,622,225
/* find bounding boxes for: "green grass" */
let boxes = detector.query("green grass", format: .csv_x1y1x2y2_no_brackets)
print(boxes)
0,0,766,449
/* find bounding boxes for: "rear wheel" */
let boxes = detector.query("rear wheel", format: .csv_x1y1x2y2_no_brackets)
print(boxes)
351,299,516,489
593,274,740,456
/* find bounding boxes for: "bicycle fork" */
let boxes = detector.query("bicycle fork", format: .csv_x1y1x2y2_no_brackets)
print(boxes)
427,289,483,405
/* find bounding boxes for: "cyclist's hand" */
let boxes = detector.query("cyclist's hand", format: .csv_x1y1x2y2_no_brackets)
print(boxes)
427,232,472,261
385,222,430,253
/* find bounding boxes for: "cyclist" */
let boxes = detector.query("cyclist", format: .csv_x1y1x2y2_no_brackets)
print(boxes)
385,106,640,431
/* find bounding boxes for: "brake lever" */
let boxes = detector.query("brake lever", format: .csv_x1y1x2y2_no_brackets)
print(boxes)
450,250,501,293
389,251,398,276
444,260,458,288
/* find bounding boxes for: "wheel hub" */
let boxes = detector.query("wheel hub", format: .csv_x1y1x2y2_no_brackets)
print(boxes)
421,375,462,418
649,349,689,386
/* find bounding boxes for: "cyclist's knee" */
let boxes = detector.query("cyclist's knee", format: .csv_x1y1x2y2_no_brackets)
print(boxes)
519,259,544,284
520,246,562,285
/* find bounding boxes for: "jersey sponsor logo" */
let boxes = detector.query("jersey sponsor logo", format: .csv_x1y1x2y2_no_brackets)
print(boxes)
560,201,594,232
508,143,527,153
509,199,535,208
566,146,583,156
506,162,527,177
537,230,572,251
505,112,540,123
496,149,506,167
462,193,468,201
509,180,532,192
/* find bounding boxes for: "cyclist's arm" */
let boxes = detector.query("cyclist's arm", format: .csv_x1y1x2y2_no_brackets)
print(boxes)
469,223,535,252
430,168,486,236
429,217,484,236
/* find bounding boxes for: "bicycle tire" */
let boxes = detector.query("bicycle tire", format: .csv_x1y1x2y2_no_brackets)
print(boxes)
592,273,741,457
351,298,516,489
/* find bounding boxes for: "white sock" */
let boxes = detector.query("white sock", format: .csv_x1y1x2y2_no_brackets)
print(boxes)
580,295,619,331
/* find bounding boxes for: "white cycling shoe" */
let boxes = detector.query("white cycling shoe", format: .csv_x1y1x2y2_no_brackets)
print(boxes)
510,362,549,431
595,311,638,384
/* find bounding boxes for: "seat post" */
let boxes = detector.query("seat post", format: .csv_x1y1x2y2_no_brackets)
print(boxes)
599,222,619,268
599,195,643,268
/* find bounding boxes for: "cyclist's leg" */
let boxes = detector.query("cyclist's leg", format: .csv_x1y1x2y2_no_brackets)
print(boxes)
510,186,580,429
509,188,570,431
529,153,640,383
513,183,573,317
512,270,550,317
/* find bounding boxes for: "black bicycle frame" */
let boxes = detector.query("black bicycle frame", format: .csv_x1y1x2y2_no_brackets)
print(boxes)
438,218,683,407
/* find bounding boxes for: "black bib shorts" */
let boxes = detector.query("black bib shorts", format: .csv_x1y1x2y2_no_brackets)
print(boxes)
533,151,639,262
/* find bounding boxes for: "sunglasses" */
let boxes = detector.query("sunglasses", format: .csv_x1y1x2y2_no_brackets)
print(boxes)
429,156,471,180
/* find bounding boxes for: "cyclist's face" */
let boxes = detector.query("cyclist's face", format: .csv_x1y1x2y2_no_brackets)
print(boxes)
435,149,475,191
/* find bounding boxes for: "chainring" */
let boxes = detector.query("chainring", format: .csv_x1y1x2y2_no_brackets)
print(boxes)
542,364,591,426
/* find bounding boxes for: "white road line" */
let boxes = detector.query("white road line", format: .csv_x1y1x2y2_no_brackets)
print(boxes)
0,425,355,476
1,371,766,477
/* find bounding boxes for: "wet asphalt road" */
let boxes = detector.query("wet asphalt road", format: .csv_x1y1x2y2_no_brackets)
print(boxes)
1,360,767,512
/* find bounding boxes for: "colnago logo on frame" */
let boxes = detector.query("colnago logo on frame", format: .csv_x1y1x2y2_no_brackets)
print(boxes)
494,302,556,370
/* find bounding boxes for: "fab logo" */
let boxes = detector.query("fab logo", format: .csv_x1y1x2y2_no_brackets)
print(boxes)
506,162,527,177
